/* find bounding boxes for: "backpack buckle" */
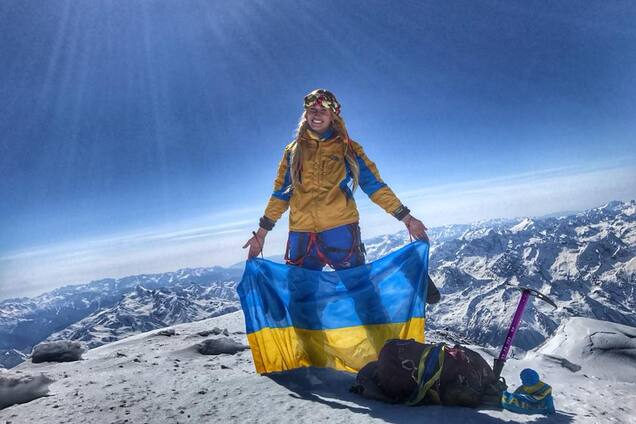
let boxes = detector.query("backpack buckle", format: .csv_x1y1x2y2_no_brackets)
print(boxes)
401,359,417,383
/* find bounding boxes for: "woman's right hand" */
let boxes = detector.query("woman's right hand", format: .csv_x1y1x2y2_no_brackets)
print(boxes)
242,228,267,259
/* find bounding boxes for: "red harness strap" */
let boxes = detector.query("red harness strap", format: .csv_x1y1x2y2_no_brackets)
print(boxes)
285,223,360,269
284,232,329,267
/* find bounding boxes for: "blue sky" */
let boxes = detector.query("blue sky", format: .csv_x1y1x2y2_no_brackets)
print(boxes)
1,0,635,299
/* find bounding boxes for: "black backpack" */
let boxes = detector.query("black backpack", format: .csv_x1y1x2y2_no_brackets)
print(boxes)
353,339,503,408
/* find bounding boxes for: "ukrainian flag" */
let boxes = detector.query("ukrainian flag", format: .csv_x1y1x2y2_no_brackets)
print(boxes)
237,241,429,374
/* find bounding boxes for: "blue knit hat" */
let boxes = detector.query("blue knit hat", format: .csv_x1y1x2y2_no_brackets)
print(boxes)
520,368,540,386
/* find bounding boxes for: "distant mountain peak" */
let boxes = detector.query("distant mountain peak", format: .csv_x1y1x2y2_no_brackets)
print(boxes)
510,217,535,233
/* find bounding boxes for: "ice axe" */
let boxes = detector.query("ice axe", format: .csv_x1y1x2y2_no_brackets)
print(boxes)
493,284,557,379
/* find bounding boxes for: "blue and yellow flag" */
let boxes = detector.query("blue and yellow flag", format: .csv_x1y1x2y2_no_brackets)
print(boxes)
237,241,429,374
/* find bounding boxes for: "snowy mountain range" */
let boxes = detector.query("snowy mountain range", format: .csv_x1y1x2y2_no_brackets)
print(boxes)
0,267,242,368
427,199,636,351
45,284,240,349
365,200,636,351
1,200,634,370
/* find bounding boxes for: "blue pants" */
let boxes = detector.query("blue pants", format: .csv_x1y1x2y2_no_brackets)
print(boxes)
285,223,366,270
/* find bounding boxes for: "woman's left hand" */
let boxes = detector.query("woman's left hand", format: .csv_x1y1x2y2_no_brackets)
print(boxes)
402,214,429,241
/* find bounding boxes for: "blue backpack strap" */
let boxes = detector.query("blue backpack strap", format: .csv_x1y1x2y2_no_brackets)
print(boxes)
339,158,354,200
406,343,446,406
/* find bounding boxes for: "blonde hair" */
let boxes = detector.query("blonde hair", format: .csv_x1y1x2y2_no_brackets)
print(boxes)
288,111,360,193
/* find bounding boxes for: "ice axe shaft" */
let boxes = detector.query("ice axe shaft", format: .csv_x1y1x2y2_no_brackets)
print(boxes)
493,290,530,378
493,285,557,379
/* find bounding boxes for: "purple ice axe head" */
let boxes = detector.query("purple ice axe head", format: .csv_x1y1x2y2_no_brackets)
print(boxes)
493,284,557,379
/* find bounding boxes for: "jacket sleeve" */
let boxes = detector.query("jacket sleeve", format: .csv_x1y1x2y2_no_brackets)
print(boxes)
350,140,410,220
260,147,293,230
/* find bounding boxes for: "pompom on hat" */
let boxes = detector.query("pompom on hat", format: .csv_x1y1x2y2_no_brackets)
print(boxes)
304,89,341,115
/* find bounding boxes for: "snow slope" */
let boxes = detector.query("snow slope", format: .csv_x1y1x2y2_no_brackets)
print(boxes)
1,311,634,423
529,317,636,383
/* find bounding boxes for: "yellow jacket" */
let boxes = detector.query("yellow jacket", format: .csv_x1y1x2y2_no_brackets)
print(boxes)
260,130,409,233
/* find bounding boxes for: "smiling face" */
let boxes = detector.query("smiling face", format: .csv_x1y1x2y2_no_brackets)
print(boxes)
305,104,333,134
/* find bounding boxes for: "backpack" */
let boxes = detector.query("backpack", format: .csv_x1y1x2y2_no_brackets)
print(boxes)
439,344,499,407
354,339,503,408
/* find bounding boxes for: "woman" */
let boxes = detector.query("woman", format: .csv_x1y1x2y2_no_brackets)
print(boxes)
243,89,428,269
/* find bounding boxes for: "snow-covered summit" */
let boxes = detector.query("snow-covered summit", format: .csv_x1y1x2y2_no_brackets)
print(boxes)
509,217,535,234
1,311,634,423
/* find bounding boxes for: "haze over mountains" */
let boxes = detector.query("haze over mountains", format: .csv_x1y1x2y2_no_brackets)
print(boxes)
1,200,634,369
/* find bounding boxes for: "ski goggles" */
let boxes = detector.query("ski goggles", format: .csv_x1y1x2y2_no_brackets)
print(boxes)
304,89,341,115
